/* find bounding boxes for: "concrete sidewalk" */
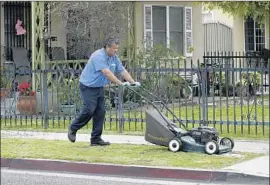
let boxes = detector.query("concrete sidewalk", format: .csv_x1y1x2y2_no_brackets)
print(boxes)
1,130,269,154
223,155,269,177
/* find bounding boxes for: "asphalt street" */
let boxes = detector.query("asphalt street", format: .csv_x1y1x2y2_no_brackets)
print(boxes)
1,168,269,185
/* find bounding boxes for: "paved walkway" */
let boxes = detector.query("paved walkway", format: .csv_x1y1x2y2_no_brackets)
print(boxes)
223,155,269,177
1,130,269,154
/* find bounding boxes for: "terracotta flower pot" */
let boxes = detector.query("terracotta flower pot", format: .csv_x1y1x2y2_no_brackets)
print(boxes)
17,96,37,115
0,88,10,99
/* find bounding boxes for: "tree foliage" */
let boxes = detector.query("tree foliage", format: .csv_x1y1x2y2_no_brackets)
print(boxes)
203,1,270,24
48,2,131,59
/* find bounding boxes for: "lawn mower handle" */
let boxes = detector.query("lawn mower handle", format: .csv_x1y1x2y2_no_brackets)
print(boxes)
125,85,187,130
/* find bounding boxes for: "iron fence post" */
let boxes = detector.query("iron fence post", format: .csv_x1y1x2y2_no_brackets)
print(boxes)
117,86,124,133
42,68,49,129
201,63,207,126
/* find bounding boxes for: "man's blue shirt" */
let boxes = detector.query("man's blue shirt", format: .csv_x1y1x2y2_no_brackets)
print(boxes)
79,48,125,87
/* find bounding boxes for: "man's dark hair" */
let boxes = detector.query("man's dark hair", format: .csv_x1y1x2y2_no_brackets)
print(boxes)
103,37,120,48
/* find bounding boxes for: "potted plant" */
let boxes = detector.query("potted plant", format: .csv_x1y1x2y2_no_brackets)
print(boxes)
0,70,12,99
235,72,261,97
16,81,36,115
35,82,61,114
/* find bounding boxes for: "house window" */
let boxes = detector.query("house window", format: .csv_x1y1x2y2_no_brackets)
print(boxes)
144,5,192,57
169,7,184,54
152,6,167,47
244,17,265,51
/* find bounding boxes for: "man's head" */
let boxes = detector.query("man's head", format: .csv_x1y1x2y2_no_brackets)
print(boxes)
104,37,120,57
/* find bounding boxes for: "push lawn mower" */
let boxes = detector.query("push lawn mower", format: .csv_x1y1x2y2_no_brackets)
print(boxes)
126,84,234,155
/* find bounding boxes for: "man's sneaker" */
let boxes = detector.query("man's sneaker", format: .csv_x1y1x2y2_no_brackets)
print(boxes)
68,127,76,143
91,138,110,146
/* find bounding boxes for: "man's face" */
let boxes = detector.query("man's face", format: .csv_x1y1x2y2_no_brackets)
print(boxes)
106,43,119,57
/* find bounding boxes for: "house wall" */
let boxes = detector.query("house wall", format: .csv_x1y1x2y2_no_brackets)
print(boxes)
49,2,207,62
134,2,204,62
232,16,270,70
232,16,270,51
211,9,233,27
203,8,233,27
232,17,245,51
203,8,270,53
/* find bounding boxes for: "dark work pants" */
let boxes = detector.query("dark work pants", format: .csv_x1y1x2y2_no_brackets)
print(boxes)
70,83,106,142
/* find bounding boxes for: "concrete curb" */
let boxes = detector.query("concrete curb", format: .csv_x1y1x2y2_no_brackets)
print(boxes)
1,158,269,182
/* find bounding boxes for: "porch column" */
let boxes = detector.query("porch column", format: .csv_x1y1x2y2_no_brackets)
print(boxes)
0,2,3,67
127,2,136,71
31,1,45,90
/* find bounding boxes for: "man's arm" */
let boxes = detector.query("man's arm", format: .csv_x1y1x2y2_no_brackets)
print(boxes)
92,55,123,85
114,56,135,84
102,68,122,85
120,69,135,84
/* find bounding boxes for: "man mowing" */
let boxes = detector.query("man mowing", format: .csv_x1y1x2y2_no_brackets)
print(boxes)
68,37,140,146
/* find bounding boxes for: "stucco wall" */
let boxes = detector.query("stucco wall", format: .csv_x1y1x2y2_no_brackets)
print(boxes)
134,2,204,62
232,16,270,51
232,16,245,51
211,9,233,27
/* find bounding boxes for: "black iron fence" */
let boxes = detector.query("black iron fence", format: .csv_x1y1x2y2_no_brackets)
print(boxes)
1,52,269,136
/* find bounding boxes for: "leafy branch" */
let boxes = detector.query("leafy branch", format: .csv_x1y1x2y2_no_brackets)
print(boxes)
202,1,270,24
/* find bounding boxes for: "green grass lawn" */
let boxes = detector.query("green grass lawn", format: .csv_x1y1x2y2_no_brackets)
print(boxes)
173,105,269,122
1,138,264,169
109,104,269,120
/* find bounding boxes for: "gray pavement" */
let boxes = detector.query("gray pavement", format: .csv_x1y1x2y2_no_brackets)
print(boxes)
1,169,269,185
223,155,269,177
